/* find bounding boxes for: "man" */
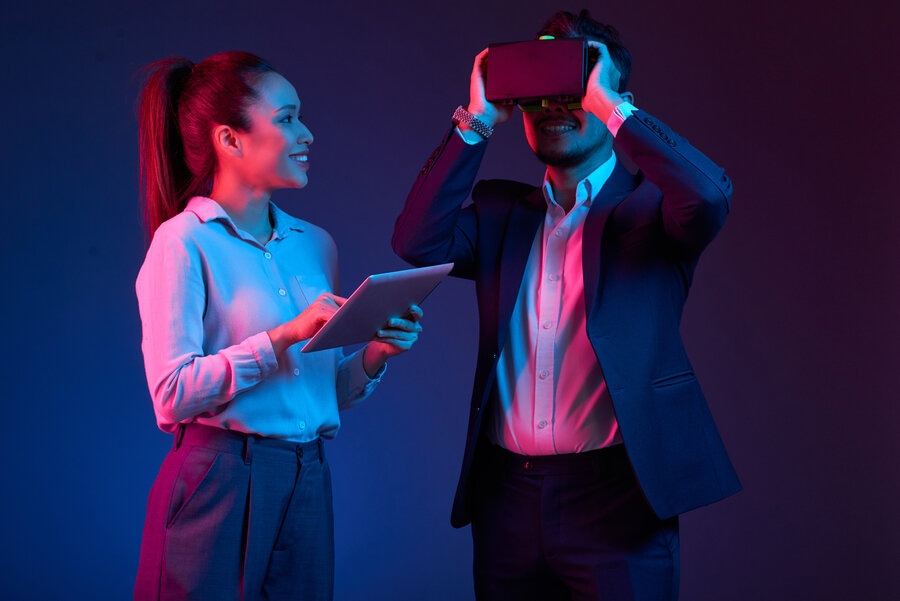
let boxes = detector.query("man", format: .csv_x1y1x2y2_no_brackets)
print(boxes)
392,9,740,601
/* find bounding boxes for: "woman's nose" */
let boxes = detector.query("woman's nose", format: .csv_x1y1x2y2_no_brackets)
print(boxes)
298,123,313,145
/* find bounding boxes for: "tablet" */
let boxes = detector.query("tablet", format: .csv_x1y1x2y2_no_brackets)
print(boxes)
300,263,454,352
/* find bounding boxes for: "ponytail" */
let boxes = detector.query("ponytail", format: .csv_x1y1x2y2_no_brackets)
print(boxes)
138,58,194,240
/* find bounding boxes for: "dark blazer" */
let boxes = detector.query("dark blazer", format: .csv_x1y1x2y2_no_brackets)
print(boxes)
393,110,741,527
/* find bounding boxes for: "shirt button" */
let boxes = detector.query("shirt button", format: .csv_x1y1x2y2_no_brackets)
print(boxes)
524,461,534,470
538,420,548,429
548,274,559,281
278,288,287,296
293,368,300,376
298,421,306,430
264,252,272,259
542,321,552,329
539,369,550,379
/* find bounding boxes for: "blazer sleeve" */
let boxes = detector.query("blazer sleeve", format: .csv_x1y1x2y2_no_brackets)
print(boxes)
614,110,733,255
392,128,489,278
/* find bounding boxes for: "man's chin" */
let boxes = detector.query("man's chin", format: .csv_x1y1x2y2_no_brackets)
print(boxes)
535,150,591,169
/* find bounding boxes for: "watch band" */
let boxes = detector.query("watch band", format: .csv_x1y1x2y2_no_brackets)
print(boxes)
452,105,494,139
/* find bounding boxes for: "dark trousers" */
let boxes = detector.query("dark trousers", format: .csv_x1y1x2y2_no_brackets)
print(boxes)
471,444,679,601
134,424,334,601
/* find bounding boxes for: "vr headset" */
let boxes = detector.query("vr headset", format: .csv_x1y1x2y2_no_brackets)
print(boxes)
485,37,598,110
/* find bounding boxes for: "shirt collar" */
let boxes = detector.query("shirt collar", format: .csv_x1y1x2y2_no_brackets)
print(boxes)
185,196,306,240
269,202,305,237
541,152,618,211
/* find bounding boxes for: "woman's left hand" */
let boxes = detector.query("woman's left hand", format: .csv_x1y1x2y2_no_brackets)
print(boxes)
362,305,424,377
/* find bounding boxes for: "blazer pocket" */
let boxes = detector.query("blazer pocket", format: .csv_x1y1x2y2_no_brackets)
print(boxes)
651,370,696,388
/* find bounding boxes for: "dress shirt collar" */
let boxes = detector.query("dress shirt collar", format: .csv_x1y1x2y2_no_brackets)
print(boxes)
540,152,618,213
185,196,306,241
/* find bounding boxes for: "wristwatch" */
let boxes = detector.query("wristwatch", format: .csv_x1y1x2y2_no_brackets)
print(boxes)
452,105,494,139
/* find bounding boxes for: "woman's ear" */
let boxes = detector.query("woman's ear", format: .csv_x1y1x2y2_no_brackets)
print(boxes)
212,124,242,157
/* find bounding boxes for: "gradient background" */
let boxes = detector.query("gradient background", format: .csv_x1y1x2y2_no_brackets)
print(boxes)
2,0,897,599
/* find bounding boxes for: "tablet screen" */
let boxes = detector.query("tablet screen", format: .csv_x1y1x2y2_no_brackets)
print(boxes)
300,263,454,352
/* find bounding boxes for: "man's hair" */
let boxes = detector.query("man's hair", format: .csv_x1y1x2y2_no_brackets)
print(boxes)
537,9,632,92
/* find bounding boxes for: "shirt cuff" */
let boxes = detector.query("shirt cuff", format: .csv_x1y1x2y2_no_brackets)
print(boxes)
350,347,386,383
606,101,637,136
454,125,487,146
250,331,280,378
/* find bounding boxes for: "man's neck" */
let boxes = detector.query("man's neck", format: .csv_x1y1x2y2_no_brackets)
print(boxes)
546,150,614,213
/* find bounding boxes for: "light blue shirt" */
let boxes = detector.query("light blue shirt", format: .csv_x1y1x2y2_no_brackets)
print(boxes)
136,196,382,442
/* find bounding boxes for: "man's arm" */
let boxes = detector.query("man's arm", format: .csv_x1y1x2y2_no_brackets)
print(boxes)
391,128,486,276
585,41,732,253
393,47,521,273
615,110,732,253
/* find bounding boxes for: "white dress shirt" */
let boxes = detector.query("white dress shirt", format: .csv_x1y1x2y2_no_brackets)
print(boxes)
488,154,624,455
455,101,636,455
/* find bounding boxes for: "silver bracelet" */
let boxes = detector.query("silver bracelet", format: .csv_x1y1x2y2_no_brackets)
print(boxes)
452,105,494,139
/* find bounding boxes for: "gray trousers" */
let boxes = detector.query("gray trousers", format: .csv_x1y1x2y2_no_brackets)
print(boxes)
134,424,334,601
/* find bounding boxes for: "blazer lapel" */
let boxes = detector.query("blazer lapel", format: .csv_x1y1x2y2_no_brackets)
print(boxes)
583,161,639,310
497,188,545,347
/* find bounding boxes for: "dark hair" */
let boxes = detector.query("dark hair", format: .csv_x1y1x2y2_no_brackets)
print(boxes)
137,51,276,239
537,9,632,93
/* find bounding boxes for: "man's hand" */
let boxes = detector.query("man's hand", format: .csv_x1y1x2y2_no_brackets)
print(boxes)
582,41,630,123
463,48,515,132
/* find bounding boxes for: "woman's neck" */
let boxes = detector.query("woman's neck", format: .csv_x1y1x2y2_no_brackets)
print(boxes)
209,179,273,244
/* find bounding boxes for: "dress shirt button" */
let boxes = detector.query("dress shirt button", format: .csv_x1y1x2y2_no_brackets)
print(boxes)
539,369,550,379
264,252,272,259
537,420,548,429
542,321,552,329
278,288,287,296
293,368,300,376
548,274,559,281
298,421,306,430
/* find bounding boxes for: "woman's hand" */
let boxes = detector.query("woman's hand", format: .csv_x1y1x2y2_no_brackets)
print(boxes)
362,304,424,377
267,293,346,356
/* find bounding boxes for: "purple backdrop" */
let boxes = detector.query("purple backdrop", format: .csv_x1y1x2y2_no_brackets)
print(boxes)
1,0,897,599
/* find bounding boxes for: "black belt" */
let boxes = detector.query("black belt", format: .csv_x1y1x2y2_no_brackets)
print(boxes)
486,443,628,476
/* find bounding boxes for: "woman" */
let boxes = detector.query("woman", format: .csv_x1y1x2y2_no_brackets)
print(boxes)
133,51,422,600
